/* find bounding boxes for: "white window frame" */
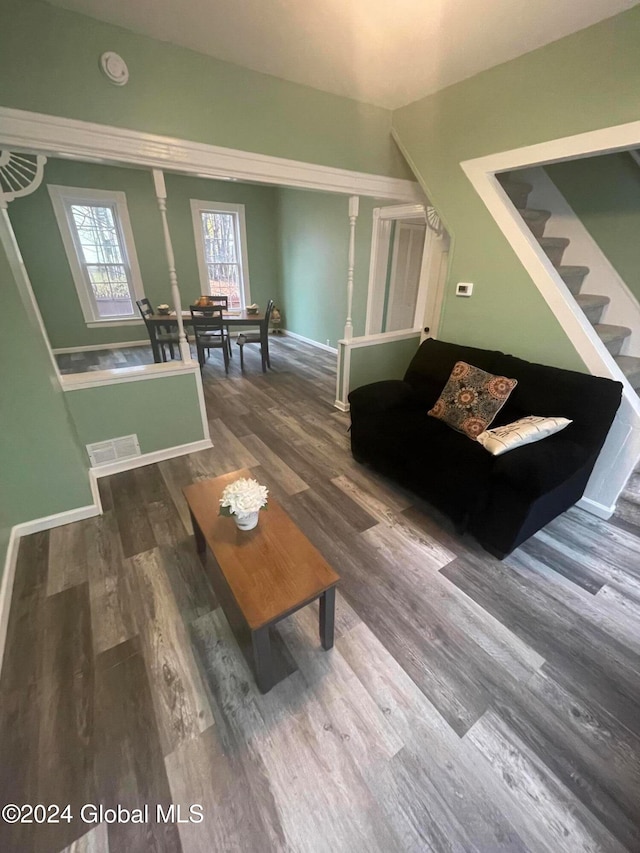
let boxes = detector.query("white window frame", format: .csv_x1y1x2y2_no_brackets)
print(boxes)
190,199,251,310
48,185,145,326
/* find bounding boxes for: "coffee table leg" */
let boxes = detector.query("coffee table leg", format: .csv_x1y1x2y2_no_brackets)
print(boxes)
252,626,274,693
189,510,206,563
319,587,336,650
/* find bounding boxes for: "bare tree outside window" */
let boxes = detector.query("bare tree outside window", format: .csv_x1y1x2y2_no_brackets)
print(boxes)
200,211,242,309
70,204,134,317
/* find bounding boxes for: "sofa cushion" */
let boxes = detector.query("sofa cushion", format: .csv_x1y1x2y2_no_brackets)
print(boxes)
491,434,588,498
404,338,503,408
428,361,517,439
348,380,415,414
352,408,495,519
477,415,572,456
494,353,622,448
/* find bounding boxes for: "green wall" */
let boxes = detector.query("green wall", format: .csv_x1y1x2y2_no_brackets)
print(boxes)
0,222,93,577
8,159,282,349
9,159,163,349
164,173,280,312
0,0,411,180
277,189,378,348
545,153,640,304
64,374,206,453
392,6,640,372
349,335,421,391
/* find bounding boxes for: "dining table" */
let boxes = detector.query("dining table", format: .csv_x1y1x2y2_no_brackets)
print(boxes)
146,309,268,365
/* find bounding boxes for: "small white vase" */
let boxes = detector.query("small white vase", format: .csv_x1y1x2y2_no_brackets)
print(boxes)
234,511,259,531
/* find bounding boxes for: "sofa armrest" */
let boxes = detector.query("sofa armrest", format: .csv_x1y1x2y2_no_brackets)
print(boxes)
348,380,415,415
490,435,589,499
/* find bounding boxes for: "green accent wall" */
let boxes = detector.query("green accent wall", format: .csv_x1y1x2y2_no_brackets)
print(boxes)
277,189,378,348
545,153,640,304
349,335,421,391
0,223,93,577
164,173,280,312
0,0,411,180
8,159,282,350
64,374,205,453
392,6,640,372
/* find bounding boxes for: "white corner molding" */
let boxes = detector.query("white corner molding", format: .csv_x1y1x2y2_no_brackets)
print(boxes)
0,107,423,202
90,438,213,477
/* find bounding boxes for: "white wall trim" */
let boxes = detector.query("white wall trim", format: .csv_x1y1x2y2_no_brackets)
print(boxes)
91,438,213,477
60,359,200,390
0,528,21,676
193,371,212,443
0,497,103,670
53,339,149,354
0,107,422,202
577,496,615,520
282,329,338,353
338,329,422,348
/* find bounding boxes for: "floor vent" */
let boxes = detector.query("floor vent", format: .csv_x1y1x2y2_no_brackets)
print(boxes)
87,434,141,467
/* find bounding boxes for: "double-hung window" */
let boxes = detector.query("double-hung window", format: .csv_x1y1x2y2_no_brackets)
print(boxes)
191,199,250,310
49,185,144,324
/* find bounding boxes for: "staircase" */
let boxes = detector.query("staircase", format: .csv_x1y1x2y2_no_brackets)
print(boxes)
498,175,640,394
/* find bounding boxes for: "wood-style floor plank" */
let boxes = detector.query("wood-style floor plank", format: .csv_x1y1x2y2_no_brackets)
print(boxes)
128,549,214,756
94,639,182,853
3,337,640,853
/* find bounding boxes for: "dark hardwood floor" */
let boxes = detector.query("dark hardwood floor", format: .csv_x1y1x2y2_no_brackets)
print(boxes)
3,336,640,852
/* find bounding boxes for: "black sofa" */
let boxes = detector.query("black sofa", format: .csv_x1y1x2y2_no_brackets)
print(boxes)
348,338,622,558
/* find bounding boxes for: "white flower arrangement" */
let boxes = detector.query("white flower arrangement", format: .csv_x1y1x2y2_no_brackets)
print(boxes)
219,477,269,518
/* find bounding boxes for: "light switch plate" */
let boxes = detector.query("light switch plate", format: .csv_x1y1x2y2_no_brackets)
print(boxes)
456,282,473,297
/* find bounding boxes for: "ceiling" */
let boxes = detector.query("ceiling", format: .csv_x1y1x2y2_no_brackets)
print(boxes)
47,0,638,108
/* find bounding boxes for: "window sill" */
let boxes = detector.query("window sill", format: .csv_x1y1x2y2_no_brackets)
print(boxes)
86,318,145,328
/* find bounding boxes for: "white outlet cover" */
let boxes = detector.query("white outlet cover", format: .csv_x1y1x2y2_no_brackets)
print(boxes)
456,282,474,297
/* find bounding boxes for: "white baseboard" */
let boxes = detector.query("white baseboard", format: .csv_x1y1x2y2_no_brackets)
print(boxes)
0,528,20,675
333,399,350,412
53,340,149,354
282,329,338,354
577,495,615,520
0,499,102,675
91,438,213,478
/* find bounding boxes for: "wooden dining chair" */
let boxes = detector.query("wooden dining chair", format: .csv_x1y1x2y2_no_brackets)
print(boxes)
236,299,275,372
136,298,180,362
190,305,229,373
210,294,233,358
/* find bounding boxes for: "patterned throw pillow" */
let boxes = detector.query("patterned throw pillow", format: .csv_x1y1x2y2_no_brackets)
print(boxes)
428,361,517,439
476,415,572,456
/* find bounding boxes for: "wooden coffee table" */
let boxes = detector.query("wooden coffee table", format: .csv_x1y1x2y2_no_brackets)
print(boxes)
183,469,340,693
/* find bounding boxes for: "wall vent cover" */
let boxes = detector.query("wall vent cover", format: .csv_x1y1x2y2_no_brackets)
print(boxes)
87,434,141,467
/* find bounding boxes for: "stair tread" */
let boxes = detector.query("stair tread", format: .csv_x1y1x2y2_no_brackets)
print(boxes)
575,294,610,308
518,208,551,220
593,323,632,342
500,178,532,191
538,236,570,247
615,355,640,383
558,265,590,275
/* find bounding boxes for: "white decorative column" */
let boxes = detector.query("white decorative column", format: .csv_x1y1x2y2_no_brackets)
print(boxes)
343,195,359,342
152,168,192,362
